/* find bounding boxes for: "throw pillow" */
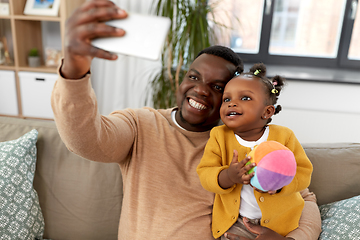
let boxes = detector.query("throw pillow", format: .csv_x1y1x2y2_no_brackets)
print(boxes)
0,129,45,240
319,195,360,240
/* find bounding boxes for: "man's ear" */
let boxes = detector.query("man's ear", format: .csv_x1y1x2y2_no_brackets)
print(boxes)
262,105,275,119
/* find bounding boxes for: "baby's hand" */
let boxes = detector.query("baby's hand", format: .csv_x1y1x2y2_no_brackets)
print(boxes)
251,185,279,195
227,150,255,185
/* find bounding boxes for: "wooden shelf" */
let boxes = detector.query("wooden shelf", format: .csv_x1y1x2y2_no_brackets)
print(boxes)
0,0,84,119
13,15,61,21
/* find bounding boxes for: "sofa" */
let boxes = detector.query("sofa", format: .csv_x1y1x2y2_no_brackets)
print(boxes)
0,116,359,240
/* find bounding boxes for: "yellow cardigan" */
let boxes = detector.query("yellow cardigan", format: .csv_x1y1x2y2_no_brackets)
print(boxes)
196,124,313,238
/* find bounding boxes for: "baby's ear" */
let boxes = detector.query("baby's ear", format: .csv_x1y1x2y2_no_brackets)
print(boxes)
262,105,275,119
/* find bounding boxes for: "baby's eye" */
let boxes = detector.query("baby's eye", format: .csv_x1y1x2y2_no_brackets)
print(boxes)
241,96,251,101
223,98,230,102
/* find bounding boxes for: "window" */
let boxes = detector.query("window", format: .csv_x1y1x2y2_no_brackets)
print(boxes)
210,0,360,70
348,0,360,60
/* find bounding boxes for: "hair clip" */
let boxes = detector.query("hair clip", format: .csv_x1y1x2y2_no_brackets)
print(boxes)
271,89,278,94
254,69,261,76
234,71,240,77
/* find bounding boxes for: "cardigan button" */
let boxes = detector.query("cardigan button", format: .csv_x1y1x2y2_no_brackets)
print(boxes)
264,219,270,224
259,196,265,202
232,216,236,220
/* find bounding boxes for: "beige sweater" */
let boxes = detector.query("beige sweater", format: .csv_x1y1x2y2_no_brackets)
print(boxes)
51,72,321,240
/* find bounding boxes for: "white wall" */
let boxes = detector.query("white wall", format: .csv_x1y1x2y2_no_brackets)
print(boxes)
271,80,360,144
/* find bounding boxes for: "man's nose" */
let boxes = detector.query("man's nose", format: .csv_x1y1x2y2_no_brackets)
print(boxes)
194,83,210,96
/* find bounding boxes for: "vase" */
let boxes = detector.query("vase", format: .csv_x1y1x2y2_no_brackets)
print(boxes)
28,56,40,67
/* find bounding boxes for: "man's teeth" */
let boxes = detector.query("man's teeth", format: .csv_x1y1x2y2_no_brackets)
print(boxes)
189,99,207,110
229,112,239,116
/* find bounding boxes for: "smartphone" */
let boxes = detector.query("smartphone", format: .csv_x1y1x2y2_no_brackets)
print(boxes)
91,13,171,61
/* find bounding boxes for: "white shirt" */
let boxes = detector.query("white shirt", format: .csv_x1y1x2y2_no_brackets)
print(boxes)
236,127,269,219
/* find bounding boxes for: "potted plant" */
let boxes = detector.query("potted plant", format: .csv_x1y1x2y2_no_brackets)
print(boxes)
147,0,235,108
147,0,221,109
28,47,40,67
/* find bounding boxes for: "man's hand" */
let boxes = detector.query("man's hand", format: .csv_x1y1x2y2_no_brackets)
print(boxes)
62,0,128,79
223,217,295,240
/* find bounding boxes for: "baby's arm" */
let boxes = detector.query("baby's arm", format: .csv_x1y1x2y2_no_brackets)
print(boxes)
197,129,254,194
218,150,255,189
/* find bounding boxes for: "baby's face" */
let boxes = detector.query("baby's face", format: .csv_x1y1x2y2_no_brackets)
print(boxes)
220,76,268,135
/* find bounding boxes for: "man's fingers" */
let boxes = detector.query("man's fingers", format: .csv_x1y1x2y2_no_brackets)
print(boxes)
224,232,250,240
77,22,125,41
242,217,262,235
70,1,128,28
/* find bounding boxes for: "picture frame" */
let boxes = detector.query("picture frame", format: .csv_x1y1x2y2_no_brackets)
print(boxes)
0,3,10,16
24,0,61,17
44,47,61,67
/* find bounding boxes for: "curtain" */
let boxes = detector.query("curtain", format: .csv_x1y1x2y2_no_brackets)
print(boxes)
91,0,161,115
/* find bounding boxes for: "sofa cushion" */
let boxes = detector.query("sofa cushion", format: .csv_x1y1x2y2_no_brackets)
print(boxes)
319,195,360,240
0,129,45,239
0,117,123,240
303,143,360,206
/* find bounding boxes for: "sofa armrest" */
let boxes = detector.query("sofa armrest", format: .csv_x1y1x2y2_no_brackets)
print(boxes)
303,142,360,206
0,116,123,240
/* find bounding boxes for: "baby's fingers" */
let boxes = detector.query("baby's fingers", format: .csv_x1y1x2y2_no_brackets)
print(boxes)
244,161,256,172
242,172,254,185
231,150,239,164
239,156,252,166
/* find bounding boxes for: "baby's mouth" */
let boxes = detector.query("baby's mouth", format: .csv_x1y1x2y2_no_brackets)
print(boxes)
188,99,207,110
227,111,242,116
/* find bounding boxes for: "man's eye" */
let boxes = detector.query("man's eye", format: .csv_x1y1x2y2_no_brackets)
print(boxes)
241,96,251,101
223,98,230,102
189,75,198,80
214,85,223,92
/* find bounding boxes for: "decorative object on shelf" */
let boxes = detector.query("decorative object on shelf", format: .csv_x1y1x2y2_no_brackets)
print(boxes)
28,47,40,67
45,47,61,67
1,36,12,65
0,40,5,65
24,0,61,17
0,2,10,15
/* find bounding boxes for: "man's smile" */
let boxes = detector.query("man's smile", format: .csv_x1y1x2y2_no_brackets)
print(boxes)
188,98,208,110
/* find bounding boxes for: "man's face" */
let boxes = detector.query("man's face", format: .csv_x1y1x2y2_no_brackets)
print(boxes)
175,54,237,132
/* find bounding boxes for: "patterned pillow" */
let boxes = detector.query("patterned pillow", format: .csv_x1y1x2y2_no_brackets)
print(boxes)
0,129,45,240
319,195,360,240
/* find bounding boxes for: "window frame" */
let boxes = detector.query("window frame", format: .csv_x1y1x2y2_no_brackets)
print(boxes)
235,0,360,70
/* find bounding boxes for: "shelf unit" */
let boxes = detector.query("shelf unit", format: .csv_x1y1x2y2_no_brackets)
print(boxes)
0,0,84,119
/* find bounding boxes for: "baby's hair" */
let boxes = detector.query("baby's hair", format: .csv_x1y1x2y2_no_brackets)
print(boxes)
246,63,286,123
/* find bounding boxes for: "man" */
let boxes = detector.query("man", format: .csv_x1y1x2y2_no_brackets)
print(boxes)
51,1,321,239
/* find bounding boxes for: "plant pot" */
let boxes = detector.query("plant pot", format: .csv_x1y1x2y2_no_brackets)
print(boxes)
28,56,40,67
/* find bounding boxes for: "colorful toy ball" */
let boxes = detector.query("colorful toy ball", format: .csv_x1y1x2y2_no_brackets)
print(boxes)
246,141,296,192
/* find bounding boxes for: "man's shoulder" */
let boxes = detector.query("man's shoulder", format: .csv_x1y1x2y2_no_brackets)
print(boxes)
113,107,172,119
